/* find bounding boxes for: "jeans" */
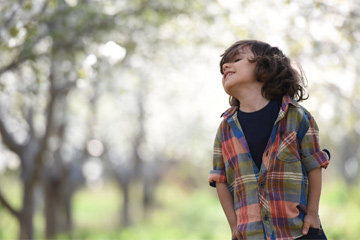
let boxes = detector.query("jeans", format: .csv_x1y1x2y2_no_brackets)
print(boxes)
295,227,327,239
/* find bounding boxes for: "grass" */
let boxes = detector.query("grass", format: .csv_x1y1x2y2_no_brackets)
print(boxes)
0,176,360,240
70,180,229,240
320,181,360,239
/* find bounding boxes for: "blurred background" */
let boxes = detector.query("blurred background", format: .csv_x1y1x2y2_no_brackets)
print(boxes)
0,0,359,239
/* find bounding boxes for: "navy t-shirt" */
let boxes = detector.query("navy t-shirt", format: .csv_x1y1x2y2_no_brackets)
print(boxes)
237,99,282,170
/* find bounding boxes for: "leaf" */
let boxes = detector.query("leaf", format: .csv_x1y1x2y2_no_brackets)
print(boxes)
78,68,86,79
9,26,19,37
23,0,33,10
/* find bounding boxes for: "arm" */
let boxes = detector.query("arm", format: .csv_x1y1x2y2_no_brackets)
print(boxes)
216,183,241,240
210,122,241,239
299,114,329,235
302,166,322,234
306,166,322,216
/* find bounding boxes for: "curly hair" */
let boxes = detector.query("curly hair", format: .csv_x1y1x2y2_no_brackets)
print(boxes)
220,40,308,106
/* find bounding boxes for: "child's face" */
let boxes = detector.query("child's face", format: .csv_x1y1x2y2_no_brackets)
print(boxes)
221,47,257,95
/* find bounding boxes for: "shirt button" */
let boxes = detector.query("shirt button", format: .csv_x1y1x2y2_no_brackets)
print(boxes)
259,182,264,187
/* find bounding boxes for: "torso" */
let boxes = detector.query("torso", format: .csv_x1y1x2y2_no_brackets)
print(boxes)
237,98,282,170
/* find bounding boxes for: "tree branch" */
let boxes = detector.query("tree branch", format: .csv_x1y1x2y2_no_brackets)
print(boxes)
0,55,28,76
25,107,35,138
0,116,24,155
0,0,49,74
30,66,59,186
0,187,20,219
0,0,25,30
0,50,47,76
0,25,49,76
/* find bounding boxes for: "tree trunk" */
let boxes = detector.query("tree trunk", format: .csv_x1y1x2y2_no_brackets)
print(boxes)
64,192,73,235
121,182,130,226
44,179,73,239
19,182,34,240
143,180,155,212
44,180,58,239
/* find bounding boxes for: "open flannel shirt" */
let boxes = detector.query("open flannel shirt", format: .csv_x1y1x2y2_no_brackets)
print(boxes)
208,95,330,240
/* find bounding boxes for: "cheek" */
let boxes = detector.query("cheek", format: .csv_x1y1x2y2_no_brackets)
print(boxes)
249,64,257,78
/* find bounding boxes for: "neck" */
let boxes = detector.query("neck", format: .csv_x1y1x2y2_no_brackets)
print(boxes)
231,83,269,113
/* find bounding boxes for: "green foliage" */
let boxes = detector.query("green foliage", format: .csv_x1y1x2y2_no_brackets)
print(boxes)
23,0,33,10
9,26,19,37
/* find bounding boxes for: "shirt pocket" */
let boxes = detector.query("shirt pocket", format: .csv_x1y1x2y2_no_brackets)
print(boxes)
276,131,300,162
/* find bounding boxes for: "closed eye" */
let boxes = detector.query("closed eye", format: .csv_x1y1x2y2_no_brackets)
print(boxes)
234,58,242,62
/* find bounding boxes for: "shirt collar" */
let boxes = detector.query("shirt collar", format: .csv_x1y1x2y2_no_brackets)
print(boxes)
280,94,299,112
220,94,299,120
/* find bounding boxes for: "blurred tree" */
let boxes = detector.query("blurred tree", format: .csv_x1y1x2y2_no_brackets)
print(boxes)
99,0,220,226
0,0,221,238
0,0,116,238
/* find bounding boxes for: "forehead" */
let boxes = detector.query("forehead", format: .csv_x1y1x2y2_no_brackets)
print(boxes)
235,47,253,57
224,46,253,62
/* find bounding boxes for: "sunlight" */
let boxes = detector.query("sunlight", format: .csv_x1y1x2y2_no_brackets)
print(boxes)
64,0,78,7
84,54,97,68
82,158,104,190
98,41,126,64
87,139,104,157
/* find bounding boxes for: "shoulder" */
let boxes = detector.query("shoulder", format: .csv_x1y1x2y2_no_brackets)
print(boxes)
220,106,238,119
217,106,238,130
287,102,313,123
280,95,313,125
213,113,234,143
216,118,229,134
285,103,314,137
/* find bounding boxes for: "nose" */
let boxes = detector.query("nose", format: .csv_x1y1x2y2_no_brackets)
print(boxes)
222,62,230,74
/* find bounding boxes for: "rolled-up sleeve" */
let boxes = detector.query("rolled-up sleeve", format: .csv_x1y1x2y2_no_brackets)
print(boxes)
300,114,330,172
208,123,227,188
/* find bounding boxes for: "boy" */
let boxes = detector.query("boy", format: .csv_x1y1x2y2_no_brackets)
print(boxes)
208,40,330,240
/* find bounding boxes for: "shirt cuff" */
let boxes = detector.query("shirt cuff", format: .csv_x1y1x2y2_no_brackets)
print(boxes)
208,170,227,188
301,149,330,172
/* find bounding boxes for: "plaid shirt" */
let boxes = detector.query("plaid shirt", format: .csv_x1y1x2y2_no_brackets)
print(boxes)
209,95,330,240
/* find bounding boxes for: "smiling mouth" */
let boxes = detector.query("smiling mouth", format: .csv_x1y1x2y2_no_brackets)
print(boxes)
224,72,234,80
